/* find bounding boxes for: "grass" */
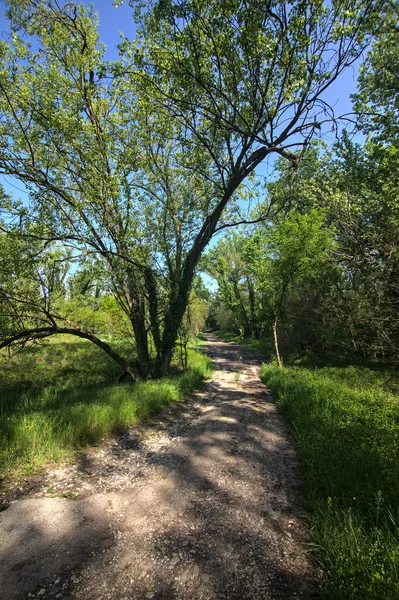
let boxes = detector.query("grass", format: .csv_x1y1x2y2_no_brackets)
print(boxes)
260,363,399,600
0,336,213,478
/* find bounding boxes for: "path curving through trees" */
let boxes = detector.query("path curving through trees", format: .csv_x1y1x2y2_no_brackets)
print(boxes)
0,334,313,599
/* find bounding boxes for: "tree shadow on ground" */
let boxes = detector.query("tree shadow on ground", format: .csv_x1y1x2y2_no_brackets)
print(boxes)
0,335,317,599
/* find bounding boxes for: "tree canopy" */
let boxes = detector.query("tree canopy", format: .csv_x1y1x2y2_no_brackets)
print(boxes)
0,0,389,378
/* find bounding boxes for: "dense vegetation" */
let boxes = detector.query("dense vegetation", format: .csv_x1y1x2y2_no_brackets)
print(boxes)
1,1,398,599
202,3,399,598
206,135,399,366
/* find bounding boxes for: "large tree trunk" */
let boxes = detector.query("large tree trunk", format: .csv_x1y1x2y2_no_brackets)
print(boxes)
155,260,195,377
144,267,162,359
130,308,151,379
156,303,187,377
149,167,268,378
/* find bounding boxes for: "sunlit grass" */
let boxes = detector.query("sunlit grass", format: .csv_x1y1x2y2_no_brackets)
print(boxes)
260,363,399,600
0,337,213,477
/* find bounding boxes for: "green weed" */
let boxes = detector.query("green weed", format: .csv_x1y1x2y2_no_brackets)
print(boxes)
260,363,399,599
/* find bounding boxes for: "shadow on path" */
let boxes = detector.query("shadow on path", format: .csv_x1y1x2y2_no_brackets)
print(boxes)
0,334,315,600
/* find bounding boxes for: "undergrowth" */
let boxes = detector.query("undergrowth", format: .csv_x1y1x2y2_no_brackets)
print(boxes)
260,363,399,600
0,337,212,477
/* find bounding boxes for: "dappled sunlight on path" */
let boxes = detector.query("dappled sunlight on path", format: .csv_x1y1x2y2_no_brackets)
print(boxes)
0,334,313,599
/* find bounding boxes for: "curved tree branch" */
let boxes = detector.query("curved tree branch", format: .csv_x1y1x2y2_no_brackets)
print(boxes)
0,326,136,381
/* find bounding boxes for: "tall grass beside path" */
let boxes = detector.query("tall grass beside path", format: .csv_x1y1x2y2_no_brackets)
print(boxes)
261,364,399,600
0,338,213,477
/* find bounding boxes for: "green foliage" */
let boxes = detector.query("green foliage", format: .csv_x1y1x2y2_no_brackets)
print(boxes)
212,330,273,358
251,208,335,315
0,0,380,377
205,234,259,338
177,290,208,369
133,0,375,143
212,134,399,364
63,294,132,338
352,5,399,141
0,337,213,476
315,138,399,361
260,363,399,599
208,207,334,360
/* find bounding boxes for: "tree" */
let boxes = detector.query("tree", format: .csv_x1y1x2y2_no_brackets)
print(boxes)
205,234,256,338
327,137,399,360
352,2,399,141
258,137,399,363
247,210,334,367
0,219,137,377
0,0,380,378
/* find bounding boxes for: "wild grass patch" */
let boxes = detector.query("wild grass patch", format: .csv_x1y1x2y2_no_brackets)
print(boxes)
0,339,213,477
260,363,399,599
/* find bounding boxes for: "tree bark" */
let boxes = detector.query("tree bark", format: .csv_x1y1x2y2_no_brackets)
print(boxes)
233,280,252,338
130,308,151,379
144,267,162,358
247,278,259,339
150,152,275,378
156,257,195,377
272,316,283,369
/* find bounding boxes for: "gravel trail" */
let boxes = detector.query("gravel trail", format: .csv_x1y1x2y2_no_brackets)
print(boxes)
0,334,313,599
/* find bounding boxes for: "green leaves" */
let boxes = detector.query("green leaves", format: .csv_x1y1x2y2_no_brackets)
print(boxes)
0,0,387,375
352,4,399,141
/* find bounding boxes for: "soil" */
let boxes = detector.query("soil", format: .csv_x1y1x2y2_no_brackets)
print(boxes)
0,334,315,599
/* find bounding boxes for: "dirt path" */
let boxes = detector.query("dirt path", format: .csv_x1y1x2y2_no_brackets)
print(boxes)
0,334,313,600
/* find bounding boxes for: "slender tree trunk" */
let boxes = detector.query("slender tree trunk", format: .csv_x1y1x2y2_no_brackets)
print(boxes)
247,278,259,339
272,316,283,369
233,280,251,337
